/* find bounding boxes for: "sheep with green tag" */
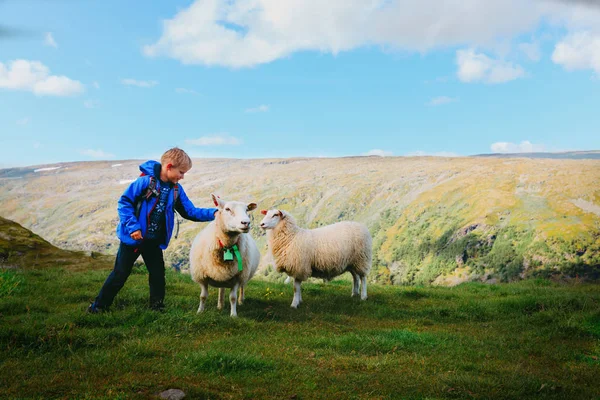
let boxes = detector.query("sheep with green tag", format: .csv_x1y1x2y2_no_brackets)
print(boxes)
189,193,260,317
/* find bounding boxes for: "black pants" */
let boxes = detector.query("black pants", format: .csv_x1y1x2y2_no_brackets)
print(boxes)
94,240,165,309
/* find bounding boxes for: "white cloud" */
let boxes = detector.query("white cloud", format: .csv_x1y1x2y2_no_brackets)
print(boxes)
542,1,600,33
552,31,600,74
34,76,86,96
92,81,100,89
519,41,542,62
364,149,393,157
427,96,458,106
121,78,158,88
538,1,600,74
16,118,29,125
175,87,198,94
84,99,100,109
245,104,269,113
80,149,116,159
185,134,242,146
405,150,460,157
44,32,57,48
456,49,525,84
143,0,550,68
490,140,545,153
0,59,85,96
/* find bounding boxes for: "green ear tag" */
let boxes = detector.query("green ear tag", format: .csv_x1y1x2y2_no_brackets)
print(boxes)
223,248,234,261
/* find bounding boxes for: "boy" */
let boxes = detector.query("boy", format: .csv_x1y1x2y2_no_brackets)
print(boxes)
88,147,217,313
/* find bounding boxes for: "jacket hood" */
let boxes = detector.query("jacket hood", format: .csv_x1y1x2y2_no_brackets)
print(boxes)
139,160,161,177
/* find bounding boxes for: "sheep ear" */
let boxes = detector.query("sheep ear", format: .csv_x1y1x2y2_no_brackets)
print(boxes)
260,209,267,215
211,193,223,208
247,203,257,212
278,210,285,219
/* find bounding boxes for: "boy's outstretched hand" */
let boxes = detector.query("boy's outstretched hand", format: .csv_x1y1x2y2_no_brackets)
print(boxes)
130,230,143,240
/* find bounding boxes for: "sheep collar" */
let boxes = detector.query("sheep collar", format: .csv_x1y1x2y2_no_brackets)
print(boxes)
218,239,243,272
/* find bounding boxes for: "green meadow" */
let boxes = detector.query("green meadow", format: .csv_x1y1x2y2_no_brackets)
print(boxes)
1,266,599,399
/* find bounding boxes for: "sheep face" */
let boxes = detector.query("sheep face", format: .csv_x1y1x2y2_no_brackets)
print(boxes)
212,193,257,233
259,209,284,230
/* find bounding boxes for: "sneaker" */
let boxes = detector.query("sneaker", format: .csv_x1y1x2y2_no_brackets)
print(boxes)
150,301,165,312
86,302,107,314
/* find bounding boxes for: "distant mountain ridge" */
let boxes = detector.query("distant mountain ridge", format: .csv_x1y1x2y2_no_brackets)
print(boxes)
473,150,600,160
0,156,598,285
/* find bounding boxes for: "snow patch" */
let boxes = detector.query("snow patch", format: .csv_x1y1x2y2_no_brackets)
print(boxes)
34,166,62,172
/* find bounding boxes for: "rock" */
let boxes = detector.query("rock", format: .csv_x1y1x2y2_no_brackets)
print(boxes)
159,389,185,400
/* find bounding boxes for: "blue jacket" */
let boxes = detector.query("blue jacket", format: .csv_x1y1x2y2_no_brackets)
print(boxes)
116,160,217,249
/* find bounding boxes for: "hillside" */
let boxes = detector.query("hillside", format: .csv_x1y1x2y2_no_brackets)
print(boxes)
0,156,599,284
0,216,111,271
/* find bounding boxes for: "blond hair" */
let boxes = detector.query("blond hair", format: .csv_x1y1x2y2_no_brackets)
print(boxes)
161,147,192,170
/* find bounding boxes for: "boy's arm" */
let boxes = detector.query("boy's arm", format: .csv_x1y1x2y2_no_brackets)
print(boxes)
175,186,217,222
118,177,148,234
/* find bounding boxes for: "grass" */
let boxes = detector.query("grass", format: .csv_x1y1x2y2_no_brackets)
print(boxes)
1,265,599,399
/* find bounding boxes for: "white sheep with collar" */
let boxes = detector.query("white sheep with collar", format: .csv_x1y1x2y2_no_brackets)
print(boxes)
189,193,260,317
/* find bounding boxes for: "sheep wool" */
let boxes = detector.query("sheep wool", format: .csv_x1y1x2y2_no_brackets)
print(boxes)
260,209,372,308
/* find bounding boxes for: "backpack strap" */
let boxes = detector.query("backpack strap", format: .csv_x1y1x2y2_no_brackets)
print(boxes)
173,183,180,239
173,183,179,204
135,176,158,218
145,176,159,199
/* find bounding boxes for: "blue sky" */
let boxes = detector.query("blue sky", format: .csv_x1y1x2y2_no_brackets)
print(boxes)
1,0,599,168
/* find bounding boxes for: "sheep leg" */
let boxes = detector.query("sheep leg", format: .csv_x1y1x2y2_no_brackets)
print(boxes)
360,275,368,300
291,279,302,308
351,272,360,297
238,285,245,305
217,288,225,310
197,282,208,313
230,283,239,317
